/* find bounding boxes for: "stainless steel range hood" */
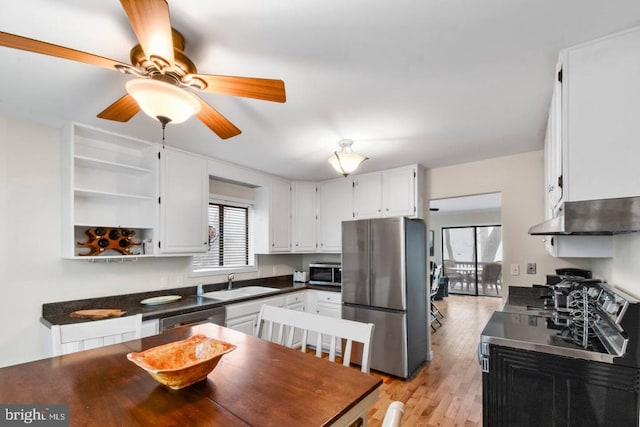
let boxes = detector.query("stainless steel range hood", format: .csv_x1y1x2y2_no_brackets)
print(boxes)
529,196,640,235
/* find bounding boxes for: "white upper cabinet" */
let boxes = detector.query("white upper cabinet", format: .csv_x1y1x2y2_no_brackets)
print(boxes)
537,28,640,257
159,147,208,254
318,178,354,252
544,69,563,219
254,179,291,253
291,182,317,252
353,173,383,218
62,123,157,259
353,165,421,219
383,166,419,217
560,26,640,202
62,122,426,258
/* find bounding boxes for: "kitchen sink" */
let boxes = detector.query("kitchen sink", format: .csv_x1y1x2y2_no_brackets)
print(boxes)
202,286,280,301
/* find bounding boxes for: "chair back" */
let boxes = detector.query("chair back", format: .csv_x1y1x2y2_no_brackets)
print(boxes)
256,305,375,373
382,401,405,427
483,262,502,283
52,314,143,356
431,264,442,296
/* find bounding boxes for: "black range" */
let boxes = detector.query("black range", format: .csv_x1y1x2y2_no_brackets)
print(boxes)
479,279,640,427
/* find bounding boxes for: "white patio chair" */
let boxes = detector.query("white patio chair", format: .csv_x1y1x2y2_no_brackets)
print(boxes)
382,401,405,427
255,305,375,373
52,313,143,356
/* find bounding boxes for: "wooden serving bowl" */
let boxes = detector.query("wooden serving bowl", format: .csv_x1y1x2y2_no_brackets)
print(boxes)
127,335,236,390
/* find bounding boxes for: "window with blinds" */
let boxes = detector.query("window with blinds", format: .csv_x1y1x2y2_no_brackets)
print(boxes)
192,203,250,271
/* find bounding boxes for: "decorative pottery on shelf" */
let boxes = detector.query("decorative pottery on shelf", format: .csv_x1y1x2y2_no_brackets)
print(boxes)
77,227,141,256
127,335,237,390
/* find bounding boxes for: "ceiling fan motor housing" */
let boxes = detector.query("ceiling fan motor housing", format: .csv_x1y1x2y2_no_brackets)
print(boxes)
129,28,204,89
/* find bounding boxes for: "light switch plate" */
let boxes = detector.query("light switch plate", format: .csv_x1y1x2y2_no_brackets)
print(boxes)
510,264,520,276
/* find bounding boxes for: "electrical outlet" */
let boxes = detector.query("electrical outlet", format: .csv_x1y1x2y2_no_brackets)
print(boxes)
160,276,168,289
176,276,184,286
510,264,520,276
527,263,537,274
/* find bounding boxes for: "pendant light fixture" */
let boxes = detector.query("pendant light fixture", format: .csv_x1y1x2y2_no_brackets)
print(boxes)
125,78,201,124
328,139,369,177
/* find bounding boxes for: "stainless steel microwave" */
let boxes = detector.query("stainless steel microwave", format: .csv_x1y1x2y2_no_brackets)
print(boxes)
308,263,342,286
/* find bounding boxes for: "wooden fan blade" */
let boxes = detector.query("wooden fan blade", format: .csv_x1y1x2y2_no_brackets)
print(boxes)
195,97,241,140
194,74,286,103
0,31,128,71
97,94,140,122
120,0,174,67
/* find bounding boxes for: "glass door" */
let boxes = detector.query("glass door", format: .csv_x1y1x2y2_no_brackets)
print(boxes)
442,225,502,296
442,227,476,295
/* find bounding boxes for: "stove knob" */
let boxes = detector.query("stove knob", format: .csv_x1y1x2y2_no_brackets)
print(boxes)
606,302,619,315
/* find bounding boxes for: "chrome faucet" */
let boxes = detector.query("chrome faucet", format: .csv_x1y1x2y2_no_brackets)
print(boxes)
227,273,235,290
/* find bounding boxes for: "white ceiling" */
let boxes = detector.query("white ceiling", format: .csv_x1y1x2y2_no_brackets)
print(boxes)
1,1,639,181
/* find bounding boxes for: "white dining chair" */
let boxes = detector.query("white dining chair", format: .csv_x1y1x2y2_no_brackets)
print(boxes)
255,305,375,373
51,314,143,356
381,401,405,427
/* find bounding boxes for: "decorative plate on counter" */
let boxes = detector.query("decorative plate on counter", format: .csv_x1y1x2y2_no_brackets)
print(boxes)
140,295,182,306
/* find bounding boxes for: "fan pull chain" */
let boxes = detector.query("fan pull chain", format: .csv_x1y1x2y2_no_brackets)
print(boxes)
157,116,171,149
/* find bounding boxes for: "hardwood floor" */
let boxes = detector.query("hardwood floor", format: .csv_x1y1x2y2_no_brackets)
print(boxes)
365,294,502,427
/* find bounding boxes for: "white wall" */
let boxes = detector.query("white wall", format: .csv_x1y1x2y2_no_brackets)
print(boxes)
610,234,640,298
425,151,611,289
0,115,302,367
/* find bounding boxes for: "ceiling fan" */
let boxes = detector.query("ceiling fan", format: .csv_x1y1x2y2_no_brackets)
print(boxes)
0,0,286,139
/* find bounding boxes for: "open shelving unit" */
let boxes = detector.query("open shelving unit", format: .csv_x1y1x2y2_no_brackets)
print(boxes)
62,122,159,259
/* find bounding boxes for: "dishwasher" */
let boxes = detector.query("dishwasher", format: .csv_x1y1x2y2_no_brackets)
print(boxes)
159,306,226,331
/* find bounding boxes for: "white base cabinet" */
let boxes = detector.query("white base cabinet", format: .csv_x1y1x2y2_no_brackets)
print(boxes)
224,290,342,354
42,318,158,357
225,295,286,337
305,290,342,354
284,292,305,347
141,319,159,337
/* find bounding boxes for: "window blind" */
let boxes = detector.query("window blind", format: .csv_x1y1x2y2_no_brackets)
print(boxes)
193,203,249,270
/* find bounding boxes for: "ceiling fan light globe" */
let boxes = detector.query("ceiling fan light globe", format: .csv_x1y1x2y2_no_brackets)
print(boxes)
125,78,200,124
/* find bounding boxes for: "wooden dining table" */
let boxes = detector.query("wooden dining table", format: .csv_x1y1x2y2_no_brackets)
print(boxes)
0,323,381,426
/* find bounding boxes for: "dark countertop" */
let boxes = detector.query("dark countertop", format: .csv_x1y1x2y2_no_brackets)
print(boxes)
501,285,553,316
41,275,341,328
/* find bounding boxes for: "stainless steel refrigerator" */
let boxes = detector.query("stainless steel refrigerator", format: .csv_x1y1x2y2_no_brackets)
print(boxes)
341,216,429,378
